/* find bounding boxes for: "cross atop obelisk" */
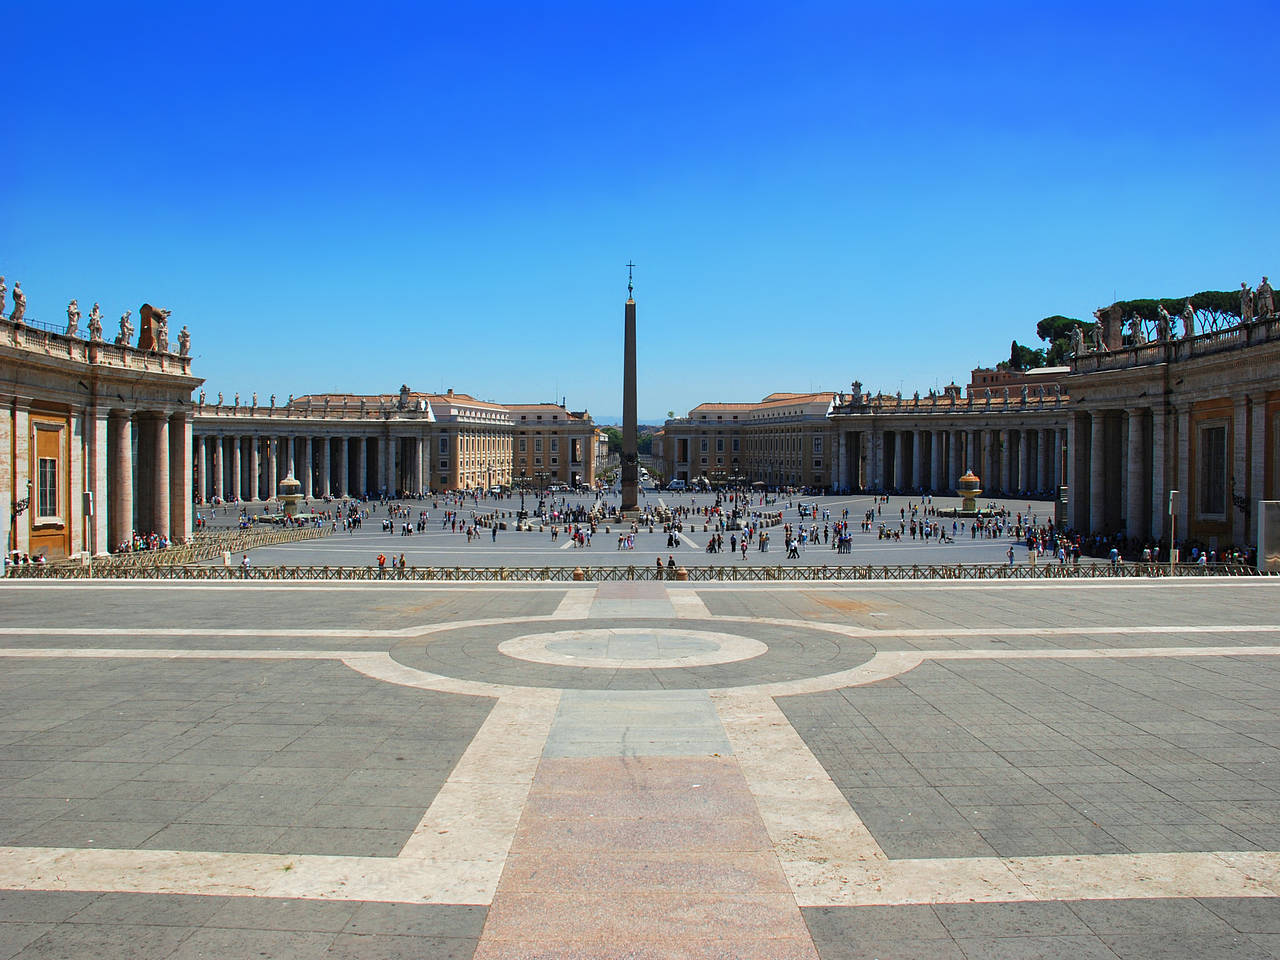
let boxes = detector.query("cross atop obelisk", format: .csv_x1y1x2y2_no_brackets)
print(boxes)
620,263,639,514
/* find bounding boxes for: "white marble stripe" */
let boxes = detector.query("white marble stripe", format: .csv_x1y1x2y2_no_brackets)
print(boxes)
730,645,1280,698
0,845,1274,907
787,851,1280,907
714,692,886,865
0,648,382,660
551,587,597,619
667,589,712,619
3,620,1278,641
0,846,500,904
397,690,560,901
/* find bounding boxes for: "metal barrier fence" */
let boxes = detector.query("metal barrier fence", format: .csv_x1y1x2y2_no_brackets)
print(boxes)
6,560,1266,581
31,526,334,574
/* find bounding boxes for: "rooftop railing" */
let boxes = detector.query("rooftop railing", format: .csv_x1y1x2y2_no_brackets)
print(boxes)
0,316,193,377
1071,316,1280,374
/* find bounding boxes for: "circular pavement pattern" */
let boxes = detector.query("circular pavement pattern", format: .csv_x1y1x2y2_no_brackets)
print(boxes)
498,627,769,670
389,617,878,690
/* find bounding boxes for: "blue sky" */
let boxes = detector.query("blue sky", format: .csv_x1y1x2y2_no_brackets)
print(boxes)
7,1,1277,421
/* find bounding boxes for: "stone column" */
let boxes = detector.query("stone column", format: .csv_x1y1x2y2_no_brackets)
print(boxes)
357,437,368,497
911,430,923,490
869,427,882,490
1089,411,1107,532
1175,407,1190,536
88,407,110,555
1151,408,1167,541
388,436,398,494
318,437,331,498
109,412,133,549
1232,397,1248,544
152,415,170,539
1251,399,1266,538
196,436,208,504
999,429,1011,494
249,437,262,500
1017,430,1029,495
335,437,348,497
1066,415,1081,528
1125,409,1145,539
230,437,242,502
893,431,906,489
931,430,944,491
301,436,313,498
169,413,192,542
267,438,279,501
210,436,223,500
1040,429,1052,490
837,432,848,490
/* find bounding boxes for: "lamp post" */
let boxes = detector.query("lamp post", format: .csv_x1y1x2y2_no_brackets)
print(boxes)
1168,489,1179,576
519,469,527,518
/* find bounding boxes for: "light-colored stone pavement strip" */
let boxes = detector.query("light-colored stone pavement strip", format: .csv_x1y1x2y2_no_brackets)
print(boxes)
714,692,888,867
398,691,561,902
735,644,1280,698
668,587,713,619
550,586,596,619
0,846,498,904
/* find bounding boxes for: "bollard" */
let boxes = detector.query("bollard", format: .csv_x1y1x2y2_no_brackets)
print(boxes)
676,566,688,581
572,566,585,581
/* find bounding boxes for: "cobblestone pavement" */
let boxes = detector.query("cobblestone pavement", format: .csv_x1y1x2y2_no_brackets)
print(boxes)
1,577,1278,958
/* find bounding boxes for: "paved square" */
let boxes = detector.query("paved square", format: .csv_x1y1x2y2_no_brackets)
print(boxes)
1,576,1278,958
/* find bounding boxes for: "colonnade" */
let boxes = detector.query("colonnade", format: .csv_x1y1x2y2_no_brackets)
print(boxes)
191,433,432,502
104,409,193,549
1068,404,1178,542
835,424,1066,497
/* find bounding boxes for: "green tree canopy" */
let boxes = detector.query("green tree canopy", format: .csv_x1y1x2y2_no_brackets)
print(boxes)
603,427,622,455
1001,340,1045,371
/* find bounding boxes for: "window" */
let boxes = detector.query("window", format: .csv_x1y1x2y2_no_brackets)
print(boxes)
700,457,708,465
37,458,58,519
814,459,823,469
700,438,708,453
439,437,448,454
813,437,823,453
518,437,526,453
534,437,543,452
1198,424,1228,517
551,457,558,465
716,437,724,452
732,437,739,452
551,438,559,453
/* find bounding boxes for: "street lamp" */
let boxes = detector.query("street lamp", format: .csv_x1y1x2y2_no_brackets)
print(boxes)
1168,489,1179,575
519,469,527,518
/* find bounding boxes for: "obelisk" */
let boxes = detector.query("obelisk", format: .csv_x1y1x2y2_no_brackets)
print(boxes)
621,263,639,514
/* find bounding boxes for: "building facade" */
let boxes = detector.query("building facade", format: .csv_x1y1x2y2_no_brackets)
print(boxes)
1066,316,1280,546
190,389,597,502
655,387,1070,498
1,315,201,559
507,404,598,490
